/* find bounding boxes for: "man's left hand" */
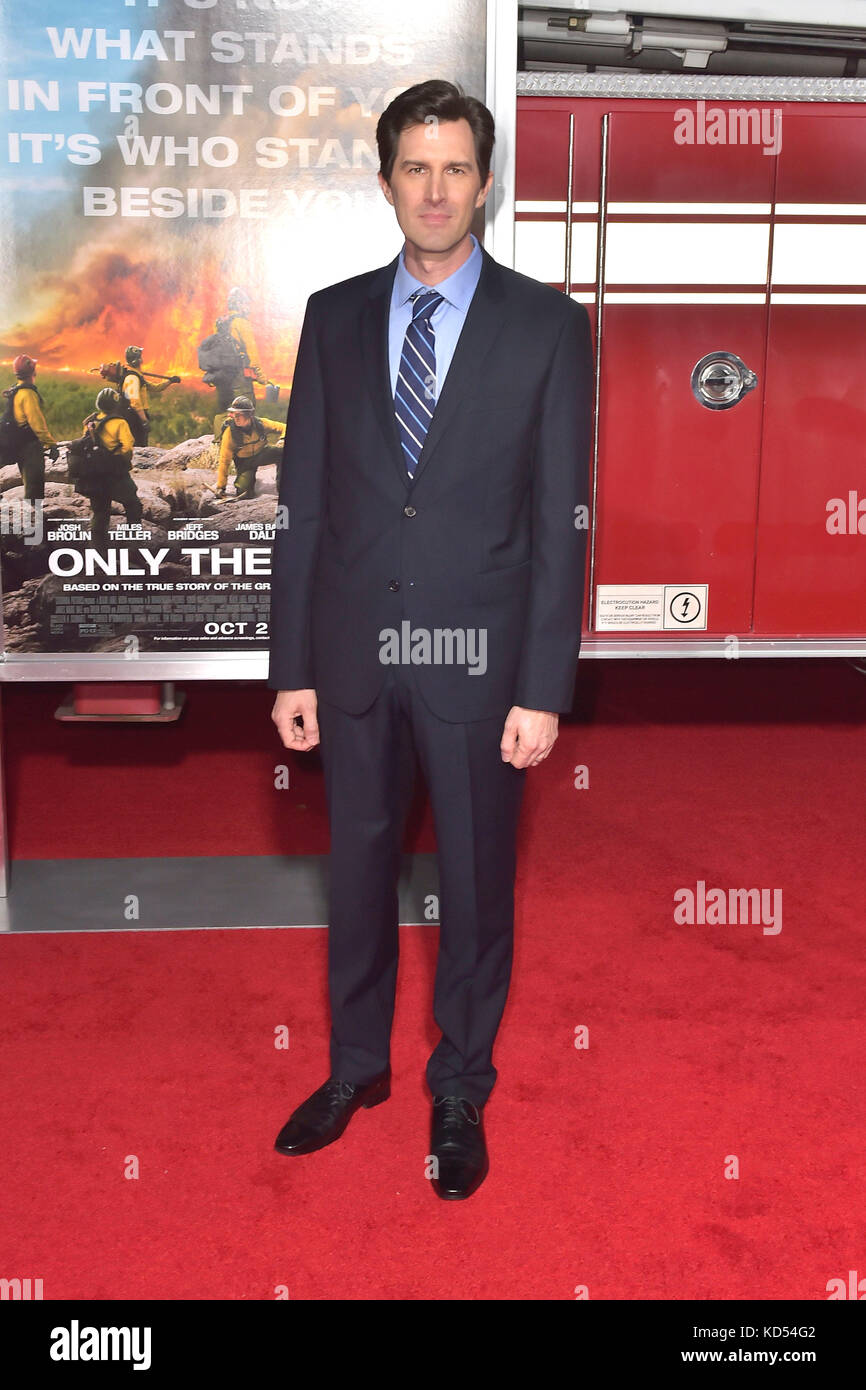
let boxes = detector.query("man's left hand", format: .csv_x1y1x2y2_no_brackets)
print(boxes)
500,706,559,769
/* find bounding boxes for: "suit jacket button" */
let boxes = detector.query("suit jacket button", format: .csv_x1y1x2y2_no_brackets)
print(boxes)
403,505,416,517
388,579,400,591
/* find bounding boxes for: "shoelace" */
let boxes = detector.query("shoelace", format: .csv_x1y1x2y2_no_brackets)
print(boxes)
322,1079,357,1104
434,1095,480,1127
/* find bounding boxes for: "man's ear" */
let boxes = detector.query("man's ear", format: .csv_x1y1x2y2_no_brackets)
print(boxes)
378,172,394,206
475,170,494,209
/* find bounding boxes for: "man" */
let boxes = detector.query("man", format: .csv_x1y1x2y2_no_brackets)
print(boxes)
74,387,143,548
213,288,270,416
1,354,58,499
215,395,285,500
120,346,179,446
268,80,594,1201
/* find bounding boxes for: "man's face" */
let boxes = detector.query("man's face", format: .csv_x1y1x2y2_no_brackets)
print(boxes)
233,412,253,428
378,117,492,254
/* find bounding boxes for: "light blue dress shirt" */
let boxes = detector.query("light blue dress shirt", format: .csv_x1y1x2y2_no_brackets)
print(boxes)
388,232,483,402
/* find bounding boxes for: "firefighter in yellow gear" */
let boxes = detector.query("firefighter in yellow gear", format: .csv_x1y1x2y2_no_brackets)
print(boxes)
215,396,285,501
78,387,143,547
3,354,58,499
120,346,180,445
215,287,270,414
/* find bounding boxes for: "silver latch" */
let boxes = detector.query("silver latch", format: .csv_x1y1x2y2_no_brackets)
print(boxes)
691,351,758,410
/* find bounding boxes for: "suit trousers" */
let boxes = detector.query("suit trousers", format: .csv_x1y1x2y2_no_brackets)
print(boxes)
316,660,527,1107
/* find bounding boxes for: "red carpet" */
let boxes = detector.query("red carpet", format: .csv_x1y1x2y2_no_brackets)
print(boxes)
2,660,865,1297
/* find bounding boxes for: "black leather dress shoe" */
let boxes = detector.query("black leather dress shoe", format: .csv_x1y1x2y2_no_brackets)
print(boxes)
429,1095,489,1200
274,1072,390,1156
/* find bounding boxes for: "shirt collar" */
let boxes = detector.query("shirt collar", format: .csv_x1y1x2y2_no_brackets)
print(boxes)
394,232,481,311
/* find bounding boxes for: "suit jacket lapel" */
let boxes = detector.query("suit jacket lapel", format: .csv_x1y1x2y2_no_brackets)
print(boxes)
360,255,405,490
360,246,509,492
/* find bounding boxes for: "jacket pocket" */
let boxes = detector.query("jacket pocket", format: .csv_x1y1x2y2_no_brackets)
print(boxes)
463,398,533,419
474,558,531,605
314,548,349,591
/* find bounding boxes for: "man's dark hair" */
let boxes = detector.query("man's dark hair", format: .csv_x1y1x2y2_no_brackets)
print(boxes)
376,80,495,186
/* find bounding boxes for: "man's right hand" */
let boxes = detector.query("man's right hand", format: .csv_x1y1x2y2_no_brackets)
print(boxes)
272,689,319,751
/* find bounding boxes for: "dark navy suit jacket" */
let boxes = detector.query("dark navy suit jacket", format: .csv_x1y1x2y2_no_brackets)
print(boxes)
267,245,594,722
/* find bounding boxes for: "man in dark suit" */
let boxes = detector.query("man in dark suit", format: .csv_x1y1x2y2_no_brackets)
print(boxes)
268,79,593,1200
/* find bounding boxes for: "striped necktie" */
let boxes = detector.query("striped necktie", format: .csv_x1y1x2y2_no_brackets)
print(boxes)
394,289,444,478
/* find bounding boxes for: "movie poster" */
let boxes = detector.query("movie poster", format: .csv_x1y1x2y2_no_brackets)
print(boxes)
0,0,486,656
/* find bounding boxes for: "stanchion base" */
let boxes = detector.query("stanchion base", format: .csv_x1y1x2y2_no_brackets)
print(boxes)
55,684,186,722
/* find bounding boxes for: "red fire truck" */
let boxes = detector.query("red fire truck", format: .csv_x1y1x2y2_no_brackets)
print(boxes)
512,1,866,655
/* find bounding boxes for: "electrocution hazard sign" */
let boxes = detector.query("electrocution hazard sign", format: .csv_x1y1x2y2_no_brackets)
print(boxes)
595,585,709,630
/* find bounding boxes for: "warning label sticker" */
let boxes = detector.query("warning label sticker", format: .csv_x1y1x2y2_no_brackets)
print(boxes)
595,584,708,631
